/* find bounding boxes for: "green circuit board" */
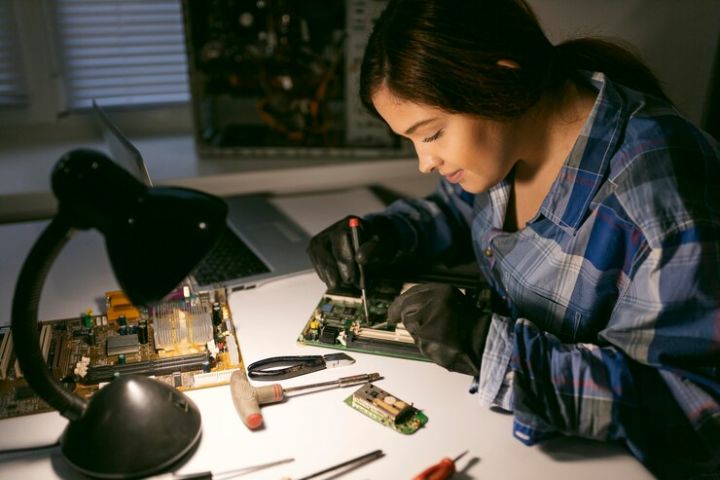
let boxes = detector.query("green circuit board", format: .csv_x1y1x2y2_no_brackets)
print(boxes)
345,382,428,434
298,280,490,361
298,281,427,361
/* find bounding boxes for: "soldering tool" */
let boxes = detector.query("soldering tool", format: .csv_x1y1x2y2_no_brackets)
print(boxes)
230,369,381,430
348,217,370,321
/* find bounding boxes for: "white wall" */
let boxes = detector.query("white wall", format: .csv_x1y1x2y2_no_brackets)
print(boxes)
527,0,720,126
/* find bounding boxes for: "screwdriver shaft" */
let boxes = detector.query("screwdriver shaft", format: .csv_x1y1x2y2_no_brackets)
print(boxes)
349,218,371,322
254,372,380,404
232,370,381,430
282,372,380,394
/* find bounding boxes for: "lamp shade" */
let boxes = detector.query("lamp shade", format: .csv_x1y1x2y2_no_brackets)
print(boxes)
51,148,227,304
11,148,228,478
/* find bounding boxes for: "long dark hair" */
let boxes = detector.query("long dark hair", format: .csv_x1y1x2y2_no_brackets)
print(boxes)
360,0,669,120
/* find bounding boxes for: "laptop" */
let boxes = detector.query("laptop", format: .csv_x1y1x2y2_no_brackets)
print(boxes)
93,101,313,291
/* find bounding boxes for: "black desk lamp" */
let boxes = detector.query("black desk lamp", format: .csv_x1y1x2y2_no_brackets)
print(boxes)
11,149,228,478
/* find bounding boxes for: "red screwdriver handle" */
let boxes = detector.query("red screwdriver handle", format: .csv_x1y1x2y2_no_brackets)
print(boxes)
413,457,455,480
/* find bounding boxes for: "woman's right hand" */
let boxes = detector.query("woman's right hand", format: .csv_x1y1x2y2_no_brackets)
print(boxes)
306,215,401,289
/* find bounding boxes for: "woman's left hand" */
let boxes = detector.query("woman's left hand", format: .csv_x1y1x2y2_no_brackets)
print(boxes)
387,283,491,375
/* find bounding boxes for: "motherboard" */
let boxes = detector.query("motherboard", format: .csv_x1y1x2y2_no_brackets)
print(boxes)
298,280,491,361
0,286,242,420
298,281,423,361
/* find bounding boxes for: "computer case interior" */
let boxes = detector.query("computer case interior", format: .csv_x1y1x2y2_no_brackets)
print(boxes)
181,0,410,158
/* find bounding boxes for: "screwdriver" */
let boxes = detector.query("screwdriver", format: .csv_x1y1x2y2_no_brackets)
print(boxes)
348,217,370,322
413,450,468,480
231,369,381,430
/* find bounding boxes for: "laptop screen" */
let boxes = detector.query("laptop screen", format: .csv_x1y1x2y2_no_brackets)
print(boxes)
92,100,153,187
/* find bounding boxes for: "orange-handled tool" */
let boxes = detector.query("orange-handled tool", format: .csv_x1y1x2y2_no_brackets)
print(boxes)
413,450,468,480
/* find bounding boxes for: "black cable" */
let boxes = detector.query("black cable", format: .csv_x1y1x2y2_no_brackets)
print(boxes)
0,441,60,456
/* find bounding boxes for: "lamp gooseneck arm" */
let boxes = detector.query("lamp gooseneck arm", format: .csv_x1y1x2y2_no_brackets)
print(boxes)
11,215,88,421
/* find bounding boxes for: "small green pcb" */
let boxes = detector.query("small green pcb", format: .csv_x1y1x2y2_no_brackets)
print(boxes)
345,383,428,434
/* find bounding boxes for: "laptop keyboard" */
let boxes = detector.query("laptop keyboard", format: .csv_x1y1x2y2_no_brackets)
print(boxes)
192,226,270,285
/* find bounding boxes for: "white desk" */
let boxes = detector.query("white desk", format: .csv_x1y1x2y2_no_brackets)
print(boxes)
0,189,652,479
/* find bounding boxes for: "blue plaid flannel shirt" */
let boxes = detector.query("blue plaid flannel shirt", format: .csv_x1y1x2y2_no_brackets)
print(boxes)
372,72,720,477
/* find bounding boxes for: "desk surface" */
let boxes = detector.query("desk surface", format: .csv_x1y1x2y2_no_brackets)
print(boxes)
0,190,652,479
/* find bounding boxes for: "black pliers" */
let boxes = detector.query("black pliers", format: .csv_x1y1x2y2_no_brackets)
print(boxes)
246,353,355,381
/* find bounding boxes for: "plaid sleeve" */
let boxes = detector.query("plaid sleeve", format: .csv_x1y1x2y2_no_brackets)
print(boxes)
476,312,515,411
509,225,720,478
366,179,474,262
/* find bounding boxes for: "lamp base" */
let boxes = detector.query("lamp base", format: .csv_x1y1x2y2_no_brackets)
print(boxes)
61,375,202,479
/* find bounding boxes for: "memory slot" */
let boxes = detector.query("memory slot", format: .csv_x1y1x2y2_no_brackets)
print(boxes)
349,337,424,358
51,335,64,371
0,329,12,380
14,357,22,379
83,352,208,384
224,334,240,366
58,338,72,378
191,368,238,388
356,326,415,344
40,324,52,363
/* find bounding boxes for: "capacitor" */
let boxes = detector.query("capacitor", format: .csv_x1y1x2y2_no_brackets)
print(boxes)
117,354,126,365
137,320,148,344
118,315,127,326
118,324,128,336
81,311,93,329
212,302,222,326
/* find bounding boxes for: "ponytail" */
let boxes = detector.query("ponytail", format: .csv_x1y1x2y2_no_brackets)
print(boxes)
552,38,670,103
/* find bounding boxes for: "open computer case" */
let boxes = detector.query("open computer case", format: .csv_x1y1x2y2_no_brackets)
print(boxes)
181,0,412,158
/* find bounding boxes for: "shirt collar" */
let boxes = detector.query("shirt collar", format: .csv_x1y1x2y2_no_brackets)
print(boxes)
538,71,625,233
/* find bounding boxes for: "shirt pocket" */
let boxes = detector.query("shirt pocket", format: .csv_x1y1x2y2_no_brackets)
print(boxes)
512,287,588,343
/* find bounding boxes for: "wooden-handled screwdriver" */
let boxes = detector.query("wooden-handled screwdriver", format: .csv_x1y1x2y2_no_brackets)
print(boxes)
230,370,381,430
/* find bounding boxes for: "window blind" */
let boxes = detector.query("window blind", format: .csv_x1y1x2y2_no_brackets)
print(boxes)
54,0,190,109
0,0,27,106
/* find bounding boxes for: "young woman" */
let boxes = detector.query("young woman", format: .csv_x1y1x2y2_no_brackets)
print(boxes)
306,0,720,477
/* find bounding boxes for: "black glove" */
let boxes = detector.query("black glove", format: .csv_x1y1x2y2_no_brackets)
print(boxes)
306,215,401,289
388,283,491,376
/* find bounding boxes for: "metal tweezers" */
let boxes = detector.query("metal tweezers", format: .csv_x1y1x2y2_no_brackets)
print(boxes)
246,353,355,381
295,449,384,480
